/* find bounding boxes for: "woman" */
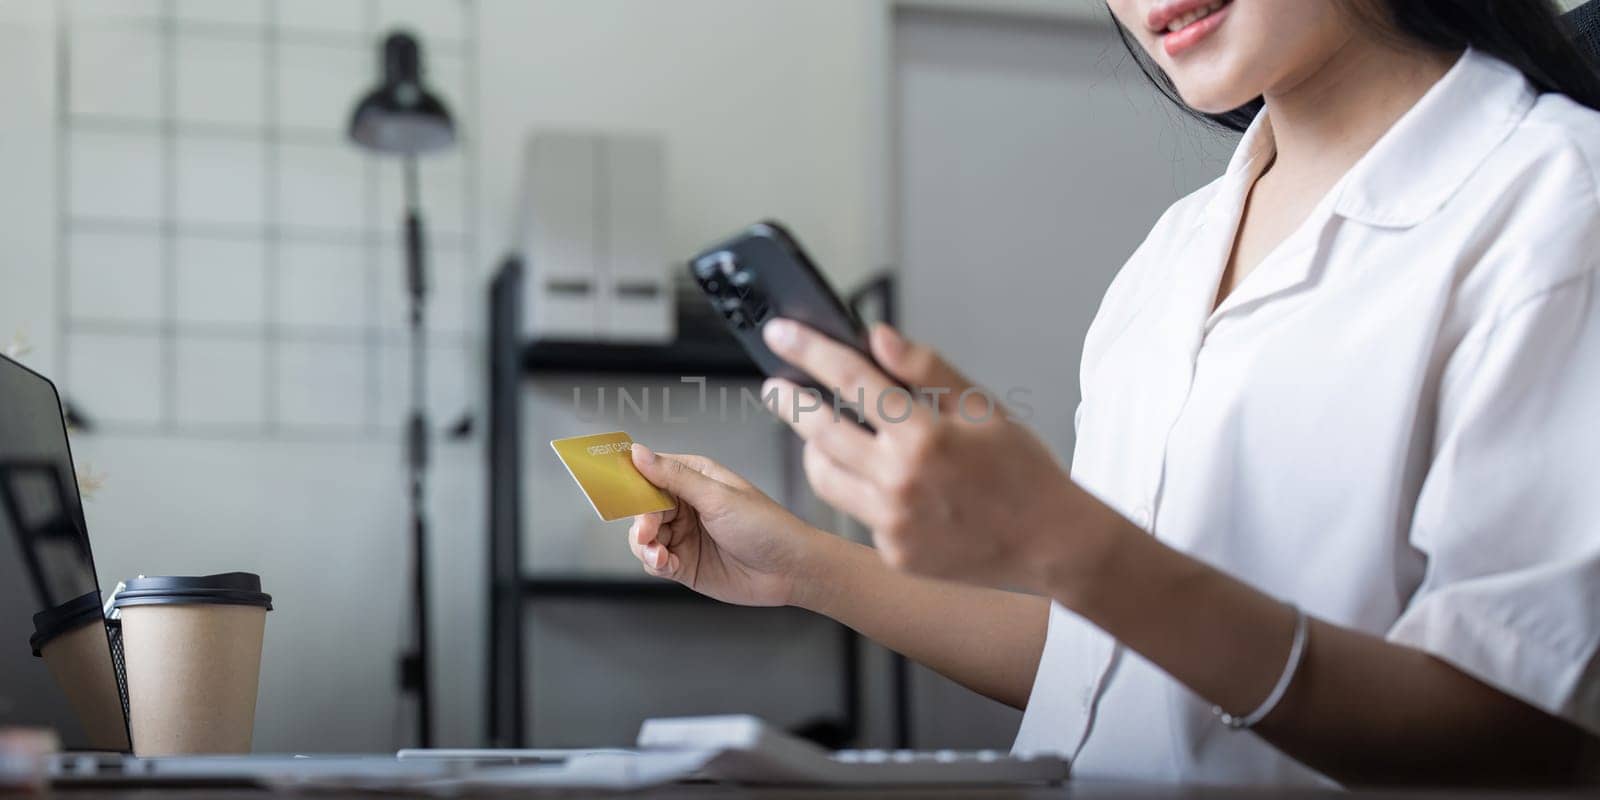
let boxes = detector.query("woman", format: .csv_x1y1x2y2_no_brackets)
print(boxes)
627,0,1600,786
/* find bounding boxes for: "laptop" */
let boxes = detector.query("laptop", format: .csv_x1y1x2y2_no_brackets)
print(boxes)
0,354,461,788
0,353,131,756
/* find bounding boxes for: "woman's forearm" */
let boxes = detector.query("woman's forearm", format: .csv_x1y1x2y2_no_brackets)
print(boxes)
1057,520,1588,786
793,532,1049,710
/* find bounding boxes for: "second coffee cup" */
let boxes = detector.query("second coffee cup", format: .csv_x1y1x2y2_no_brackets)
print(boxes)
112,573,272,757
30,591,131,752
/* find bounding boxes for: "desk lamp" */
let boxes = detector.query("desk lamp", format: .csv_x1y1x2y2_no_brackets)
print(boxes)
348,30,455,749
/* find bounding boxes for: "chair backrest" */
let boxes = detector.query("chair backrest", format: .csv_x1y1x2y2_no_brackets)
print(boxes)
1566,0,1600,66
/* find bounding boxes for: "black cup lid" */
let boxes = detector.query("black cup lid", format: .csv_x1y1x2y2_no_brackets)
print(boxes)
112,572,272,611
30,590,105,657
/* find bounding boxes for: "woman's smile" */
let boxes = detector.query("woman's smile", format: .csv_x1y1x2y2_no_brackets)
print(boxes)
1148,0,1234,57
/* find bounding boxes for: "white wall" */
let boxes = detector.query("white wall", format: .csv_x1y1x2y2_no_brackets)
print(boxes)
476,0,885,287
897,0,1104,22
0,1,59,366
891,6,1233,748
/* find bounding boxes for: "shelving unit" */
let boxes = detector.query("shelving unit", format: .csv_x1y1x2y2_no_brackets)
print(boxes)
485,255,906,749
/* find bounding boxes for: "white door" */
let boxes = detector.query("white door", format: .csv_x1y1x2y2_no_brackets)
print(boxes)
893,6,1233,748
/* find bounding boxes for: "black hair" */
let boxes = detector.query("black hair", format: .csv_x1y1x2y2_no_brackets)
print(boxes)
1114,0,1600,133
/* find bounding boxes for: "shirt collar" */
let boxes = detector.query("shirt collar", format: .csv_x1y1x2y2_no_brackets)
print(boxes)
1196,111,1274,228
1205,49,1537,230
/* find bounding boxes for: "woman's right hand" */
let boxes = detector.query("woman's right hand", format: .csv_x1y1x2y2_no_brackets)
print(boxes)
627,444,828,608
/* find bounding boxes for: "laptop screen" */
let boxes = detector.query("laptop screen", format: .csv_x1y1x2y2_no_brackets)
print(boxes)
0,354,131,752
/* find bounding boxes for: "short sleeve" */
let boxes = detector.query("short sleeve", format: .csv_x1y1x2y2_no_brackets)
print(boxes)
1388,272,1600,735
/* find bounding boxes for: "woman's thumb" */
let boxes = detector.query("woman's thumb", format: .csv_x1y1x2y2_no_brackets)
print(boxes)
632,444,724,508
872,324,971,394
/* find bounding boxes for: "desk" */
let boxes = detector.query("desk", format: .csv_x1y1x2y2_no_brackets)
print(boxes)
48,784,1591,799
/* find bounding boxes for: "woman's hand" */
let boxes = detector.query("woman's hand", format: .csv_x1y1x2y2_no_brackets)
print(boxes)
761,319,1124,595
626,446,827,607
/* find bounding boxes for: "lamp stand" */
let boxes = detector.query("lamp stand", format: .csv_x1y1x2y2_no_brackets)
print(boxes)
399,155,434,749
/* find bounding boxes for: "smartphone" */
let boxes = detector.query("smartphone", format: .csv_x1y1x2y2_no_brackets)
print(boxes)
688,221,875,397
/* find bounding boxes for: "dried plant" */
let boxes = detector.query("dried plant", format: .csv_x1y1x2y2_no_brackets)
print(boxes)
76,463,106,501
3,328,31,361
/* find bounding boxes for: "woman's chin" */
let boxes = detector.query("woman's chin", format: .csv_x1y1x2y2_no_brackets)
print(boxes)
1167,63,1263,117
1172,85,1260,117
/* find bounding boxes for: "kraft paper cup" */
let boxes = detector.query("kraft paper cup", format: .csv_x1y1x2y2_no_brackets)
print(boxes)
30,592,130,752
112,573,272,757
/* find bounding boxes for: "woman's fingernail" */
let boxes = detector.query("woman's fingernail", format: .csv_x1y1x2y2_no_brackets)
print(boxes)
763,319,797,352
877,325,907,360
654,547,668,569
632,443,656,465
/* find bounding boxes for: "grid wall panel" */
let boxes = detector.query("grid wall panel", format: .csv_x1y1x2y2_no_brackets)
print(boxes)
58,0,478,439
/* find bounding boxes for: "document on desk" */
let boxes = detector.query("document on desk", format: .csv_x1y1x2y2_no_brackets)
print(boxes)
550,431,675,521
447,750,720,792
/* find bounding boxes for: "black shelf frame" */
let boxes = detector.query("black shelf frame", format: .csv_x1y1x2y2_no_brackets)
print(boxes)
522,575,715,600
485,259,526,747
523,338,761,378
485,255,909,750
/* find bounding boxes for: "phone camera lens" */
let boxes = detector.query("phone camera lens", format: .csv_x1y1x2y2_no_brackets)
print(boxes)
695,251,738,280
693,252,734,280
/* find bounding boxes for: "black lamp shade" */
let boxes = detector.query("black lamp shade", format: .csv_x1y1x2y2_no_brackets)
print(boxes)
349,32,456,155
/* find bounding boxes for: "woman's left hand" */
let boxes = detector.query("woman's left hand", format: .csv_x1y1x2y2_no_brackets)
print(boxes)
761,318,1124,595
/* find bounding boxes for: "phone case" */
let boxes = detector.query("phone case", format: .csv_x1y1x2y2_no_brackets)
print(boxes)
687,221,872,392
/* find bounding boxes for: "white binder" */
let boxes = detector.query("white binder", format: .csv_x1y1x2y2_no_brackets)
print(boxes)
519,131,674,343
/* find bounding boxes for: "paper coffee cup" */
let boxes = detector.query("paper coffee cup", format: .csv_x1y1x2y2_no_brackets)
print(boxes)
112,573,272,757
30,592,131,752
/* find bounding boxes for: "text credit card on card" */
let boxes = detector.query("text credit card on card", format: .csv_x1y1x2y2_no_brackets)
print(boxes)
550,431,676,522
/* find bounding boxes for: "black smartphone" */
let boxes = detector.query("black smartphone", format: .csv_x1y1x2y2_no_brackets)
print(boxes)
688,220,875,397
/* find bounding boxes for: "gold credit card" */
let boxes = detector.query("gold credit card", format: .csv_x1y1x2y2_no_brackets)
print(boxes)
550,431,676,522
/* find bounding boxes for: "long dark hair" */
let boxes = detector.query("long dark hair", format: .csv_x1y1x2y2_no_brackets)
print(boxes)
1115,0,1600,132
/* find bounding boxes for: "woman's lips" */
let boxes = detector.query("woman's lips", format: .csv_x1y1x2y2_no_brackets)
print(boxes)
1161,1,1231,58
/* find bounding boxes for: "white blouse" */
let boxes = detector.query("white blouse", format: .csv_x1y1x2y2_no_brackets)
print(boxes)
1013,50,1600,784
